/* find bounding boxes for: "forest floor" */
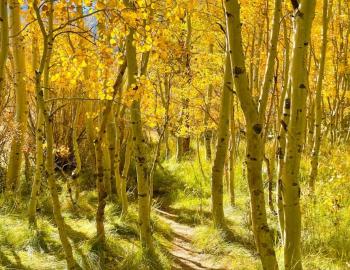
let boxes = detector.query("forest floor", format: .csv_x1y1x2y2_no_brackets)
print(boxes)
0,145,349,269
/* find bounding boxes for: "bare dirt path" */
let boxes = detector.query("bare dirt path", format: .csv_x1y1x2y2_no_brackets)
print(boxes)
156,209,226,270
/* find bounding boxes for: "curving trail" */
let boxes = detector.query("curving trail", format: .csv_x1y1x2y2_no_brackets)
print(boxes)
157,209,226,270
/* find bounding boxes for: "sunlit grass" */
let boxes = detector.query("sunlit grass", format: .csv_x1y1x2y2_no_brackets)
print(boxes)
159,142,350,269
0,142,349,269
0,189,173,269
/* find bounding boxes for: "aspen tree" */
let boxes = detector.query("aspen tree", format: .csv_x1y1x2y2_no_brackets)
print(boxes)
71,104,81,202
113,110,123,201
277,86,291,242
211,53,232,228
309,0,332,192
28,36,44,226
263,75,278,214
94,131,107,245
124,0,153,252
6,0,27,192
33,1,79,268
120,127,132,217
70,4,86,200
0,0,9,97
107,109,117,195
229,100,236,207
113,72,128,202
100,70,113,198
182,11,192,156
177,11,192,160
204,44,214,161
224,0,281,268
94,61,127,244
257,0,282,122
159,75,171,159
102,131,112,196
86,104,96,168
164,77,171,159
282,0,316,269
113,127,122,199
149,126,164,210
276,17,291,244
101,60,112,198
307,99,315,150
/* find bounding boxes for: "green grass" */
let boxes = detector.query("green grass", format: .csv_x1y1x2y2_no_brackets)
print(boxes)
0,191,173,270
0,142,349,269
155,141,350,269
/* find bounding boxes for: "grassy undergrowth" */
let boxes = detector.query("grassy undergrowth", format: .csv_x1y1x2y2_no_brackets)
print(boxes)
0,143,349,269
0,192,173,270
155,144,350,269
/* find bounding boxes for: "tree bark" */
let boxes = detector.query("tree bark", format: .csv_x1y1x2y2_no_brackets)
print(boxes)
229,101,236,207
33,1,79,268
211,53,232,228
309,0,331,192
224,0,281,268
276,17,291,245
6,0,27,192
28,36,44,226
120,128,132,217
94,62,127,244
282,1,316,269
124,0,153,252
204,44,214,161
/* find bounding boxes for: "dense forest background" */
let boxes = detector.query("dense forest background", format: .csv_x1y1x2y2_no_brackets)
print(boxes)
0,0,349,269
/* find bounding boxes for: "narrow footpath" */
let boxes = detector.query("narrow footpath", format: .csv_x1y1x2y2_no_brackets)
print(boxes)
157,209,226,270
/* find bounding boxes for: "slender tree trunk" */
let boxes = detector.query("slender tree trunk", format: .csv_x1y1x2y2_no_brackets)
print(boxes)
264,155,275,213
124,0,153,252
94,62,127,245
86,101,96,166
224,0,280,268
177,11,192,160
6,0,27,192
276,87,291,243
246,129,278,266
307,98,315,151
229,101,236,207
113,86,125,201
71,104,81,202
276,17,291,245
211,53,232,228
114,121,122,200
120,128,132,217
107,109,117,195
204,44,214,161
113,120,122,199
95,138,107,244
309,0,331,192
102,131,112,197
33,1,79,268
282,1,316,269
163,76,171,159
28,36,44,226
183,12,192,156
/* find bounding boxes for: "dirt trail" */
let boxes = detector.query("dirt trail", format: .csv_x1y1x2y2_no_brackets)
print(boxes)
157,209,226,270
